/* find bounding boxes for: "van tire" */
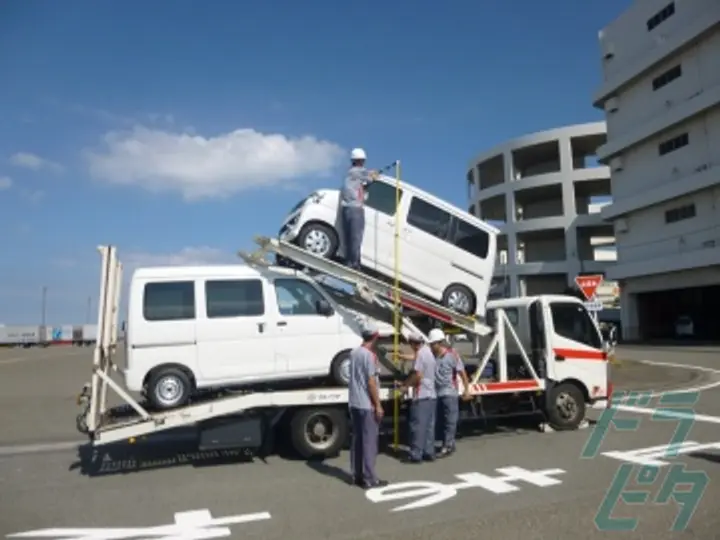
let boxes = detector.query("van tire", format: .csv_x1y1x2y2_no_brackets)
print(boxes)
289,407,348,459
298,223,338,259
147,367,193,410
330,350,352,386
442,284,476,315
546,382,586,431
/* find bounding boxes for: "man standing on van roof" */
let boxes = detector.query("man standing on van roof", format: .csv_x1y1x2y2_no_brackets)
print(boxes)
432,334,471,458
398,331,437,463
340,148,379,270
347,321,388,489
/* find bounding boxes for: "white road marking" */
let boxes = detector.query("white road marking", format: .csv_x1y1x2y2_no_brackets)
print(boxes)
613,404,720,425
602,440,720,466
627,359,720,397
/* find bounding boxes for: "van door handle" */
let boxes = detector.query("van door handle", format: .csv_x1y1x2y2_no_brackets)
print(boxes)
257,322,265,333
277,321,288,327
555,354,565,361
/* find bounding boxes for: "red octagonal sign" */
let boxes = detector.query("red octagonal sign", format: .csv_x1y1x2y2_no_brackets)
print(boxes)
575,274,603,301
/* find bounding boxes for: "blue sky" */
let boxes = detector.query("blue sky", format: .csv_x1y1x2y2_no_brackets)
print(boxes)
0,0,630,325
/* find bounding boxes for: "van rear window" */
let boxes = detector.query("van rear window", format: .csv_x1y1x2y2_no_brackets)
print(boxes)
143,282,196,321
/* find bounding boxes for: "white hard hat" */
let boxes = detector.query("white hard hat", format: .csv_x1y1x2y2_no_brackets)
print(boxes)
428,328,446,344
350,148,367,161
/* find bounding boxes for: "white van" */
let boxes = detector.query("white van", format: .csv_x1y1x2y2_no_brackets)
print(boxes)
277,175,499,316
125,265,378,410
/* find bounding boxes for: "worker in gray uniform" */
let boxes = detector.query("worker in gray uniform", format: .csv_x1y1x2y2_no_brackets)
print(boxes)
431,333,471,458
398,330,438,463
348,321,388,489
340,148,378,270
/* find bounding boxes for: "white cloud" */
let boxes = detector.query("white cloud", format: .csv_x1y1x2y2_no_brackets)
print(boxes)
9,152,63,172
84,125,345,200
125,246,237,268
0,176,12,190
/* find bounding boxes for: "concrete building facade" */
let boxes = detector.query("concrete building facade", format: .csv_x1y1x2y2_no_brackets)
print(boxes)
467,122,616,299
594,0,720,340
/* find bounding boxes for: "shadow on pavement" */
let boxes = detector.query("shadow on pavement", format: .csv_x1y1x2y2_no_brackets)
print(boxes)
689,451,720,464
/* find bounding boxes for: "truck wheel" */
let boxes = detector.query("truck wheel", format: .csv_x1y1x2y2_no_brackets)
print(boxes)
546,382,586,431
147,367,192,410
289,407,348,459
330,350,351,386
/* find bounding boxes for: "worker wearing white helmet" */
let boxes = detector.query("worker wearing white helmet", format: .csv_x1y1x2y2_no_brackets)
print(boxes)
430,330,471,458
340,148,379,270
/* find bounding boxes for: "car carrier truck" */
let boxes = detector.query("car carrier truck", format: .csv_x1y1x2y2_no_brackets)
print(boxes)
76,236,612,460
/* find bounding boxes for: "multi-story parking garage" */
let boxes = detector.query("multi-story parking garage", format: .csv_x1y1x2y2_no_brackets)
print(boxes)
467,122,617,299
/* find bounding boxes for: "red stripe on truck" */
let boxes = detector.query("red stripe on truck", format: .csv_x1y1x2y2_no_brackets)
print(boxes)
553,348,607,361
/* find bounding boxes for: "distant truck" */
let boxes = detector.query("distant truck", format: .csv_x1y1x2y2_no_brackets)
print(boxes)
0,325,98,347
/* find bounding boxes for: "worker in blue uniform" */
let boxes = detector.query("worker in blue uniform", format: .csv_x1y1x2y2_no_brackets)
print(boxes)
398,330,439,463
431,335,471,458
347,321,388,489
339,148,378,270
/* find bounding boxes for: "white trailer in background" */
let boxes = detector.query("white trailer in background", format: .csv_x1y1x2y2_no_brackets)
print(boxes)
76,242,611,459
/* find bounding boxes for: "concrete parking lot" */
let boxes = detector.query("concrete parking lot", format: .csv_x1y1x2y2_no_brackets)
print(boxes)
1,345,720,539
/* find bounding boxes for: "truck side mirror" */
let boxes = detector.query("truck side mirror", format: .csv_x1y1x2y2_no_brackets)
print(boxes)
316,300,334,317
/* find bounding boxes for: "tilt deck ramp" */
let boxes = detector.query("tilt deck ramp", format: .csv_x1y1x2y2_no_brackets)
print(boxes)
240,236,492,338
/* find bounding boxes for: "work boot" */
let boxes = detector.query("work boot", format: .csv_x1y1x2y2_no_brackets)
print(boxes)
363,479,389,489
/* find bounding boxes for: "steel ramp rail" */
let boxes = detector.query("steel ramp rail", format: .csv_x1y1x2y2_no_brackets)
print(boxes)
242,236,492,337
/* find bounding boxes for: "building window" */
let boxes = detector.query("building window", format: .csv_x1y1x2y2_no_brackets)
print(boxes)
143,281,195,321
665,204,696,224
658,133,688,156
647,2,675,31
652,65,682,91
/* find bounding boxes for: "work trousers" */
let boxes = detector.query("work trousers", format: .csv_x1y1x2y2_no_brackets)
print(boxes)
437,395,460,450
409,398,436,461
350,407,379,485
342,205,365,269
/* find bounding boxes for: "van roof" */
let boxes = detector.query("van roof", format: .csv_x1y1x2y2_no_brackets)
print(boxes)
132,264,304,280
376,174,501,235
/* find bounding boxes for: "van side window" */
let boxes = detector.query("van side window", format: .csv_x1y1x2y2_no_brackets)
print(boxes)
453,218,490,259
205,279,264,318
143,281,195,321
407,198,452,240
274,278,327,316
550,302,602,349
365,181,402,216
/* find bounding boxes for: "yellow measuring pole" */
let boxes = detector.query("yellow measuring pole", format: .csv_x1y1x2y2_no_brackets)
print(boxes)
392,160,402,452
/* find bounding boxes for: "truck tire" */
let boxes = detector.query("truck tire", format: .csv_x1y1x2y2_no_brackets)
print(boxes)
546,382,586,431
289,407,348,459
147,367,192,410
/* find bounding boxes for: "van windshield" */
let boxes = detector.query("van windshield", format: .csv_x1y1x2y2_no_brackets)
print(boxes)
288,196,309,215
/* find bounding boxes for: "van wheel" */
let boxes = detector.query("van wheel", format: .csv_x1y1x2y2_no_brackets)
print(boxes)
546,382,586,431
147,367,192,410
442,284,476,315
330,351,351,386
290,407,348,459
298,223,338,259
